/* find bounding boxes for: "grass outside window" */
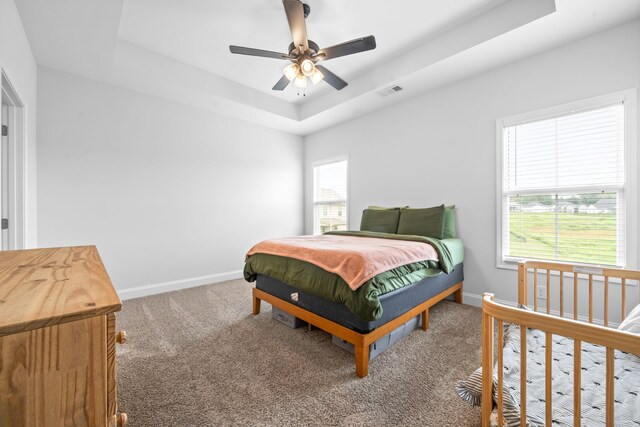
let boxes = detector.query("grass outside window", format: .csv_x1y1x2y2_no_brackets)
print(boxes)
508,206,618,266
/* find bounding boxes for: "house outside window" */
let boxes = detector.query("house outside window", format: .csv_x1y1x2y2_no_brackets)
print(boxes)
497,90,636,268
313,158,348,235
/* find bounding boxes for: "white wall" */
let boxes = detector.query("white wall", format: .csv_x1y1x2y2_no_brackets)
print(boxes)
0,0,38,247
37,67,303,298
304,20,640,309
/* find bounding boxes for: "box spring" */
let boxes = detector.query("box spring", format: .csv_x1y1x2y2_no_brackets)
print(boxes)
256,262,463,333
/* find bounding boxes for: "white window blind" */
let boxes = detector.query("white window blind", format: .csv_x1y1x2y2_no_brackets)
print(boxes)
501,102,626,267
313,159,348,235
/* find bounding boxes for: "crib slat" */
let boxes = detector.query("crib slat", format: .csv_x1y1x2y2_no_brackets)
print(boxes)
534,268,538,312
589,274,594,323
606,347,614,427
574,272,579,321
621,278,626,321
498,320,504,426
482,309,494,427
545,332,552,427
560,272,564,317
604,276,609,327
520,325,527,427
546,270,551,314
519,263,528,306
574,339,581,427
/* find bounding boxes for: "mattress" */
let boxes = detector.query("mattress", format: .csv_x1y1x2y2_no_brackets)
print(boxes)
245,235,464,321
256,262,463,333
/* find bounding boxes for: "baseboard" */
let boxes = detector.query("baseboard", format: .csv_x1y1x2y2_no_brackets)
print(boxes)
462,292,620,328
117,270,243,300
463,292,521,309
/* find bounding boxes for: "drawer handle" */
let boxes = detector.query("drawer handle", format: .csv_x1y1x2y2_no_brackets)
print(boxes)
116,330,127,344
117,413,128,427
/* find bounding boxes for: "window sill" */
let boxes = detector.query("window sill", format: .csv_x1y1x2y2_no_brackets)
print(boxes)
496,261,518,271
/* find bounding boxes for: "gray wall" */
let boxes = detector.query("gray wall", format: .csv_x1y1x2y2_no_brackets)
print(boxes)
37,67,303,297
34,19,640,315
0,0,38,247
304,20,640,312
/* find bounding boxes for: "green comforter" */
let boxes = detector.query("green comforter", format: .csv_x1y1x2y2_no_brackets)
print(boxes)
244,231,458,321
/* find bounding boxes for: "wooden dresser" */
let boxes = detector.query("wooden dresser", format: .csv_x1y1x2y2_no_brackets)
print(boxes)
0,246,127,427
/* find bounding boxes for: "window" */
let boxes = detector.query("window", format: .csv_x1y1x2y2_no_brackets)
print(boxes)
498,91,636,268
313,158,348,235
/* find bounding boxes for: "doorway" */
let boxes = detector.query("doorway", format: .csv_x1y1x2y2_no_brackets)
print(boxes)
1,70,26,251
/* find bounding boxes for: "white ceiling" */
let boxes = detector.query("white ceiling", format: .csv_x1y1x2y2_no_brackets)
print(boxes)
15,0,640,135
117,0,505,103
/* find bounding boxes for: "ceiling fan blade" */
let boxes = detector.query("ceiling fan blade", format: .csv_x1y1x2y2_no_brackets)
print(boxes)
315,65,347,90
317,36,376,60
229,45,289,59
272,75,290,91
283,0,308,51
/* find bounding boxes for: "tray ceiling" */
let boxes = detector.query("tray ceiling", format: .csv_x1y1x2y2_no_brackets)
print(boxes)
15,0,640,134
117,0,505,103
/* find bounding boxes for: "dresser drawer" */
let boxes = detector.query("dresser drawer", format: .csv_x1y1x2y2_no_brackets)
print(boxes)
0,316,107,426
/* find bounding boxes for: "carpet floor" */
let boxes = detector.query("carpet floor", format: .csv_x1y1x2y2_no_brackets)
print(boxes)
116,279,483,426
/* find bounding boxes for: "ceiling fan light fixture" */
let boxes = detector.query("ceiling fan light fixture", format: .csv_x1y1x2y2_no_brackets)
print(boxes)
283,63,299,81
229,1,377,93
300,59,315,76
310,68,324,84
294,74,307,88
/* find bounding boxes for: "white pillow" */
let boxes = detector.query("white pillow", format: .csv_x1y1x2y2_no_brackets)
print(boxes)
618,303,640,334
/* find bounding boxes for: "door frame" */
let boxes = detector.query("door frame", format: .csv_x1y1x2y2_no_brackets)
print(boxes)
1,69,26,250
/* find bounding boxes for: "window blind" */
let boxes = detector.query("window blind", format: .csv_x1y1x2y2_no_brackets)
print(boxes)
313,160,348,235
502,102,626,266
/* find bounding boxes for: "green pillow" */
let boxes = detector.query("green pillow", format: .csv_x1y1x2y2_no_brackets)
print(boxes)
360,209,401,234
443,205,456,239
397,205,445,239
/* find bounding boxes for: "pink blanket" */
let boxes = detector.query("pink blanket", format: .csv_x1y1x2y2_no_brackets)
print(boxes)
246,235,439,291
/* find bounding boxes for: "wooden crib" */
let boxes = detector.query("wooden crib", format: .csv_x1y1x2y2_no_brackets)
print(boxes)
481,260,640,427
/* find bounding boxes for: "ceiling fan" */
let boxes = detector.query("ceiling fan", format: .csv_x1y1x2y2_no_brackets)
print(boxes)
229,0,376,92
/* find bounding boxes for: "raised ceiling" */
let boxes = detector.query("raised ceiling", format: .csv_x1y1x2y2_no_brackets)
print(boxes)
118,0,505,102
15,0,640,135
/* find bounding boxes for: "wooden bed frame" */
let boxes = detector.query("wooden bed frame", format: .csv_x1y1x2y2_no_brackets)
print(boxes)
252,280,463,378
481,260,640,427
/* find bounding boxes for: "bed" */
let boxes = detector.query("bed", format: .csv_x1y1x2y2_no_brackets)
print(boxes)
457,260,640,426
244,205,464,378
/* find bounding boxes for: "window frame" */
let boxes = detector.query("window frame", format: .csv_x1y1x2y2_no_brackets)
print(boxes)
496,89,637,270
312,155,349,235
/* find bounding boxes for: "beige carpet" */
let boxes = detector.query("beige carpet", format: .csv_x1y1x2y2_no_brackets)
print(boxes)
116,279,482,426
